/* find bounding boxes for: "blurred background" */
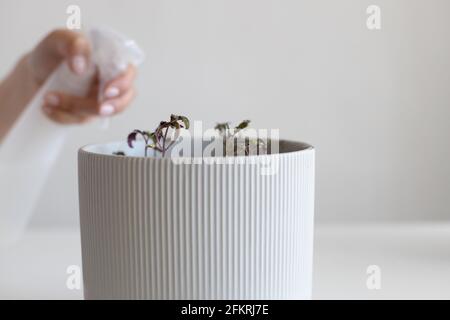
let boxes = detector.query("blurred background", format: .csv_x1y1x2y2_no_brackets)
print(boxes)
1,0,449,229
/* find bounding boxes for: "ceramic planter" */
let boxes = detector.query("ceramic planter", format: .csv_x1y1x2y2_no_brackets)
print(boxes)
78,139,315,299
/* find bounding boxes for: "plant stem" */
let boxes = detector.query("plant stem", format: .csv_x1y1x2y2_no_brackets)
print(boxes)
144,136,148,157
162,127,169,157
155,127,164,151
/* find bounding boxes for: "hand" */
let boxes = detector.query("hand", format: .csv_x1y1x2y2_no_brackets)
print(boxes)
27,29,136,124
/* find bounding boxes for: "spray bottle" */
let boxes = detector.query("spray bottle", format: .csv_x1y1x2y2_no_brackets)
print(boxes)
0,27,144,246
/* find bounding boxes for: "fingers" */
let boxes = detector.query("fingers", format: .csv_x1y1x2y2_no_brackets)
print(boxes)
42,87,136,123
103,65,137,99
46,29,91,75
43,108,94,125
102,87,137,115
37,32,138,125
44,92,98,116
42,102,94,125
42,93,94,124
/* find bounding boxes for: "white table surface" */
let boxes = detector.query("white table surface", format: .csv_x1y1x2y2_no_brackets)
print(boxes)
1,223,449,300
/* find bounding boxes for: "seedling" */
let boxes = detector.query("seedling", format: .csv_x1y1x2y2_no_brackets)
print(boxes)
215,120,266,156
127,115,190,157
214,120,250,136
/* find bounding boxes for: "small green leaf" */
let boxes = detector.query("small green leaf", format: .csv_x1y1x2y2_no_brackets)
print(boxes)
235,120,250,130
148,132,157,143
180,116,190,129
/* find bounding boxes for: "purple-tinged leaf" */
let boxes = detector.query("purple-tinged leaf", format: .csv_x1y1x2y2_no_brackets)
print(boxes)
127,131,138,148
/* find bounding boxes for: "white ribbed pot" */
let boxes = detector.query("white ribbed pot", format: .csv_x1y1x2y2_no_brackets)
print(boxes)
78,140,315,300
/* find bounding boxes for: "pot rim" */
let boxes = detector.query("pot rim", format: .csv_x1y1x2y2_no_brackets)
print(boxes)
79,139,314,161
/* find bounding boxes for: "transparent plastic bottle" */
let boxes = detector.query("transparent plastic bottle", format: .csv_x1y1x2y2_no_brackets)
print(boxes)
0,27,144,246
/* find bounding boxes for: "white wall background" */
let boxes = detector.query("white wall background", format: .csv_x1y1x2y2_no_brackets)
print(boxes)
0,0,449,227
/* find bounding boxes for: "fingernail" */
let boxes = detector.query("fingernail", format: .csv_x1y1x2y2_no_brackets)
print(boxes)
100,103,115,116
72,55,86,74
105,86,120,99
45,94,60,107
